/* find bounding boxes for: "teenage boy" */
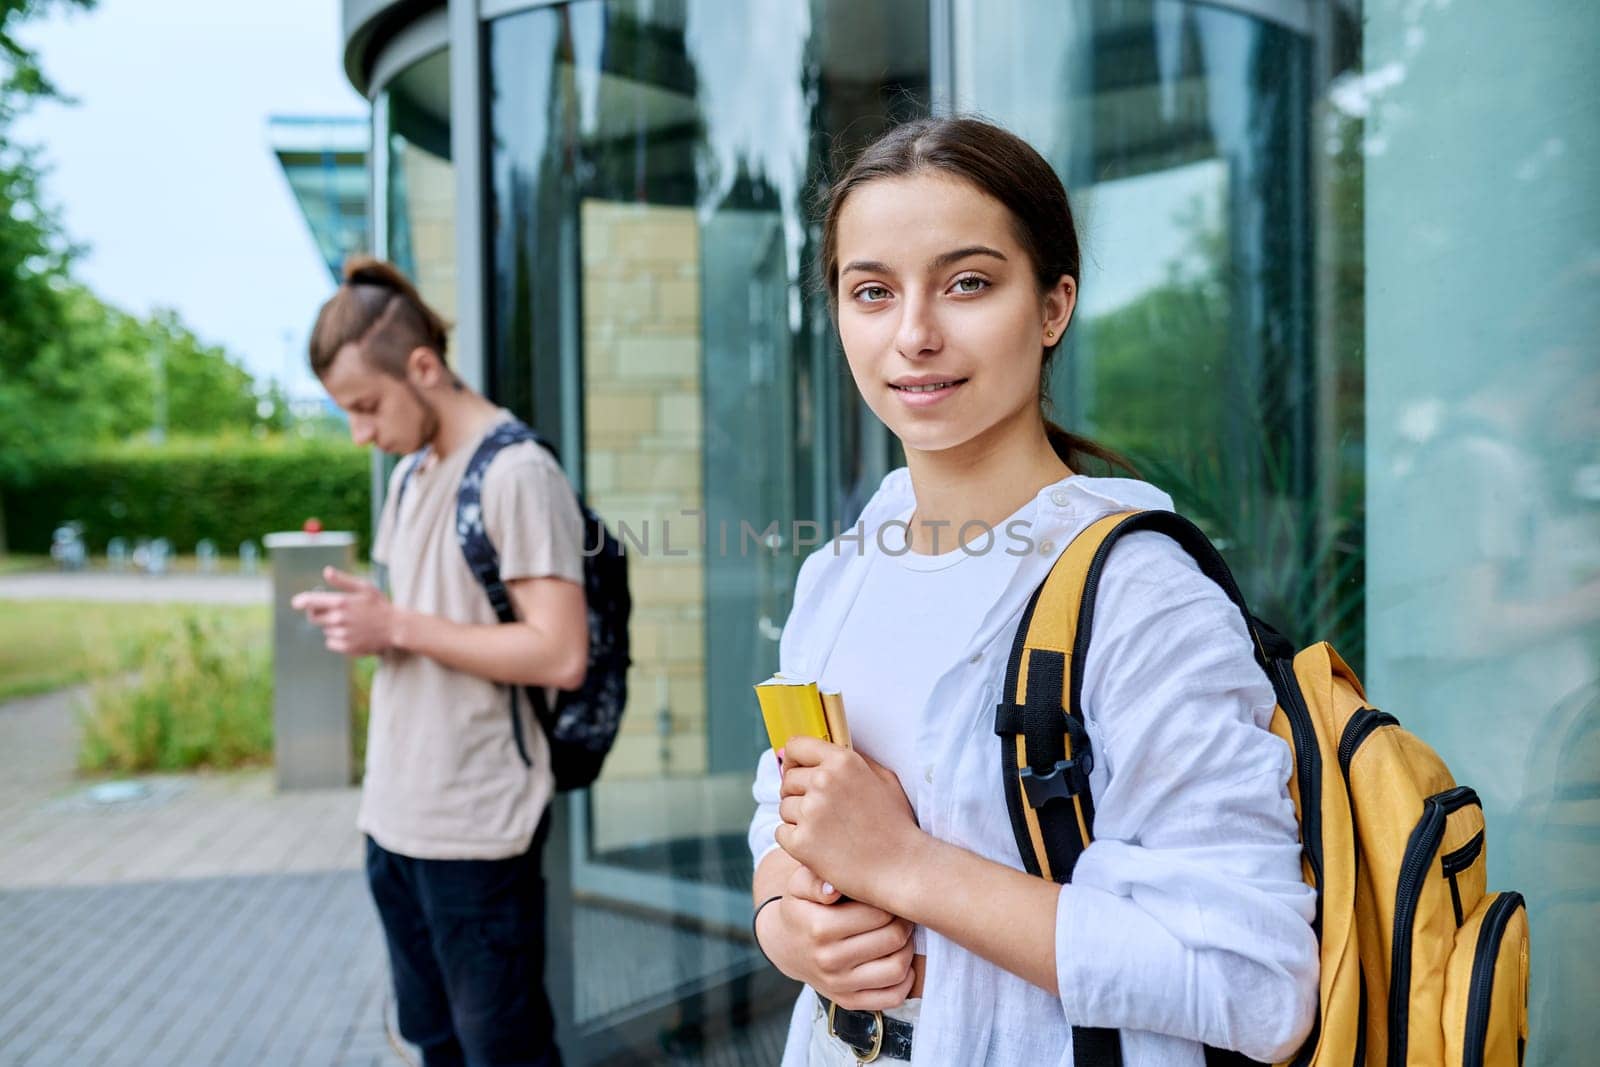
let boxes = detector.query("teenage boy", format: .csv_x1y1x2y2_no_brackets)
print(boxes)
294,257,586,1067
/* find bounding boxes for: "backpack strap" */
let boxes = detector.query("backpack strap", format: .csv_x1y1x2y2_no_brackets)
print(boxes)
392,447,430,519
995,509,1271,1067
454,420,564,768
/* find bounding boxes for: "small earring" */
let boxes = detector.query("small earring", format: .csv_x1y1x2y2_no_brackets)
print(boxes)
1045,329,1055,340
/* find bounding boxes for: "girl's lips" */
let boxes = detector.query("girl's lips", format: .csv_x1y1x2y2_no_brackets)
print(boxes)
890,378,968,408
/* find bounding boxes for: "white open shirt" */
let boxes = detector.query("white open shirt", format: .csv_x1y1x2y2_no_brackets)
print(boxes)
749,469,1319,1066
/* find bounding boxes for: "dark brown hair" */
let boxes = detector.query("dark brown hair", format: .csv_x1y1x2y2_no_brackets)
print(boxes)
308,256,452,380
819,116,1134,476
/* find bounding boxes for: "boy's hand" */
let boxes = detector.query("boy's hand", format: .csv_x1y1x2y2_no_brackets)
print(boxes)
290,566,396,656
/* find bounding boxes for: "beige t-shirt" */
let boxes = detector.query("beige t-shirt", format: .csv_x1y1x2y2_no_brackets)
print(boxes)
361,413,585,860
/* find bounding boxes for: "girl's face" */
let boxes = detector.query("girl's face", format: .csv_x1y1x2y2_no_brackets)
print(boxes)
833,172,1073,457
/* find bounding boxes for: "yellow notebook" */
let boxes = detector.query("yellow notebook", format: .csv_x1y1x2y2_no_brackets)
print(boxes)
754,674,852,752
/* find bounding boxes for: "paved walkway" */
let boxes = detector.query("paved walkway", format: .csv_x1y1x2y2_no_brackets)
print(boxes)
0,686,395,1067
0,571,270,605
0,686,791,1066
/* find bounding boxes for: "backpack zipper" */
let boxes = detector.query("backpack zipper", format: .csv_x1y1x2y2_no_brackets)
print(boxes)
1354,969,1368,1067
1388,785,1481,1067
1336,710,1391,1067
1338,708,1398,775
1441,830,1485,926
1462,892,1525,1067
1440,830,1484,876
1269,657,1329,1067
1271,657,1325,909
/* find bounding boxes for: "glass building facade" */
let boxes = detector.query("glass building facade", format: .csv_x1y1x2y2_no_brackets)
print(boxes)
341,1,1597,1061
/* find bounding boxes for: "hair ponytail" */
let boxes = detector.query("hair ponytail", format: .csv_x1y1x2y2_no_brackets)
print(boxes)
1044,420,1138,477
307,256,452,379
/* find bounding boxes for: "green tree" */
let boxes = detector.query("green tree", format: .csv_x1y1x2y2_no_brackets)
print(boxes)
2,0,281,478
1,0,98,484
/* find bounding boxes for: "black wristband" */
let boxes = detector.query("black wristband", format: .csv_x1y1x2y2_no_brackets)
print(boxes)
752,894,783,966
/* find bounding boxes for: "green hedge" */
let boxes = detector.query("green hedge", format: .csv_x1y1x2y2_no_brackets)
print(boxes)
1,435,373,556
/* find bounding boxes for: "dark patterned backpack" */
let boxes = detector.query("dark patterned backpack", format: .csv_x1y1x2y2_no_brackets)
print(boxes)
397,419,631,791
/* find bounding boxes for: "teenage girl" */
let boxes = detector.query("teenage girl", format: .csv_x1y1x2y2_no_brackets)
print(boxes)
748,117,1319,1066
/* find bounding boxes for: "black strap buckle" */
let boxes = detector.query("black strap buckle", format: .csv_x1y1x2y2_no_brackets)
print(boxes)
827,1000,885,1062
1020,750,1094,809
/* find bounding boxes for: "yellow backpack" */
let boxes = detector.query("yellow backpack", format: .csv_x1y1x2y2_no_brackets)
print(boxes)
996,510,1531,1066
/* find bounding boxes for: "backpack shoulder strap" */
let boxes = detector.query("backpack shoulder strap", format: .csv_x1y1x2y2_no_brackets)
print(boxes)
997,507,1274,1067
997,507,1276,877
455,420,541,623
454,420,554,768
392,447,430,521
994,510,1129,883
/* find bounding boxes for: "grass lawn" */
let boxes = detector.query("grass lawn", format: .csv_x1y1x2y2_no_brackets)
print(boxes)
0,599,269,703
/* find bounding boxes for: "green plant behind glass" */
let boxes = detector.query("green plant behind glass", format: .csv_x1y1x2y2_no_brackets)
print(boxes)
1074,190,1365,667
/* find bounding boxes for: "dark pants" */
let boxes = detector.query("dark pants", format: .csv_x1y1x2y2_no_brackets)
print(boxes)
365,814,559,1067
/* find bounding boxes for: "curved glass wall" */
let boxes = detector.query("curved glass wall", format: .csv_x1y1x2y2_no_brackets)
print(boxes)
959,2,1598,1062
355,0,1597,1060
956,0,1359,662
379,47,456,330
1360,3,1598,1059
486,1,926,1057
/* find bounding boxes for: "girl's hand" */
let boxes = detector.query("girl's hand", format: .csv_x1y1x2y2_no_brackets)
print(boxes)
755,861,916,1010
774,736,921,907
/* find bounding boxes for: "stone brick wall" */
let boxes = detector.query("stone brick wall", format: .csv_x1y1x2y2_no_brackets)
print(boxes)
397,143,457,346
580,199,707,782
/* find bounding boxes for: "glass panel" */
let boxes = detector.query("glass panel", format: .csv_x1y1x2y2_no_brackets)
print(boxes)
382,48,457,329
1361,3,1599,1060
486,1,927,1058
963,1,1599,1060
955,0,1361,662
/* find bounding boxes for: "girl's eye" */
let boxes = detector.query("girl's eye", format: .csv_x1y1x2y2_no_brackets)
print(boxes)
854,285,892,304
950,275,988,295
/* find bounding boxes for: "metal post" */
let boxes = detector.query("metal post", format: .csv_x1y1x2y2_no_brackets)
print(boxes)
265,531,357,789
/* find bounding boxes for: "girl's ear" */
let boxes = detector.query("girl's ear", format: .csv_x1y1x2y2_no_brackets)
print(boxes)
1043,274,1077,343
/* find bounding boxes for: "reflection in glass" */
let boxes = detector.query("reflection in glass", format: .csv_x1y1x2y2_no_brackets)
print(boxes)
382,48,456,328
487,1,927,1057
1363,2,1600,1059
956,0,1362,663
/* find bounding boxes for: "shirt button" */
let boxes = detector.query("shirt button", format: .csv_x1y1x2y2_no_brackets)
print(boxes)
924,765,934,784
1050,489,1070,506
968,652,982,664
1038,538,1056,555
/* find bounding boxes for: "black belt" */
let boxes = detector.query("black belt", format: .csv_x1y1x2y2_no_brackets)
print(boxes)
817,995,914,1062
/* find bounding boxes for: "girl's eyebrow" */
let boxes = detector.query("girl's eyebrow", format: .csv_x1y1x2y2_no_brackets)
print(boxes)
841,246,1008,278
841,259,893,277
929,245,1007,271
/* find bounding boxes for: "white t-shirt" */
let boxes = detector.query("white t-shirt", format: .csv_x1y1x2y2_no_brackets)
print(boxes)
819,500,1039,954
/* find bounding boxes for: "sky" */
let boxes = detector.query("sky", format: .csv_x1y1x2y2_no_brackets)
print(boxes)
14,0,367,400
10,0,1216,404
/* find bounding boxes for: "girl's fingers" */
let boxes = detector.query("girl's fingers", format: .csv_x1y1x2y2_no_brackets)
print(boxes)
778,765,813,798
841,938,915,991
827,958,917,1011
827,915,912,971
779,734,829,767
806,900,900,947
786,863,841,905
